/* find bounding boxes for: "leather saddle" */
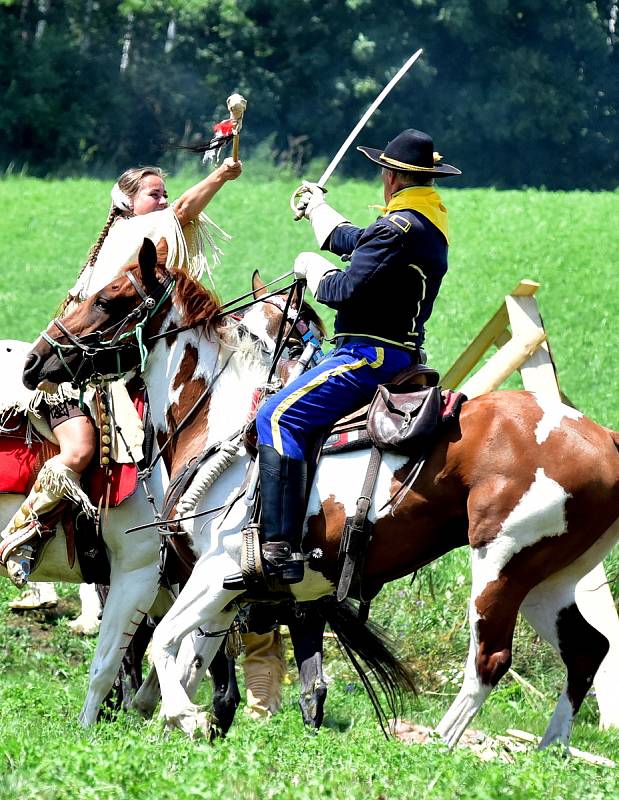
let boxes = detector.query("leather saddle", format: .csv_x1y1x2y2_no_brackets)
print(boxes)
323,364,465,456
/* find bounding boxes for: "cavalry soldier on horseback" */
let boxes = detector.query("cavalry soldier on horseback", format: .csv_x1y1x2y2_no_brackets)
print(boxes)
249,128,461,585
0,157,242,587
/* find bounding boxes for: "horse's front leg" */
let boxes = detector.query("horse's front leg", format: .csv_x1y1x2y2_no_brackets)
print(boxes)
79,562,160,726
150,557,243,738
208,642,241,736
100,610,155,717
133,627,241,733
132,665,160,719
172,627,241,735
287,603,328,729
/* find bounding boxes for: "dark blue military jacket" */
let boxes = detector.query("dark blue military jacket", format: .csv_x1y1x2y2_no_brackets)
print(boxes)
317,208,448,350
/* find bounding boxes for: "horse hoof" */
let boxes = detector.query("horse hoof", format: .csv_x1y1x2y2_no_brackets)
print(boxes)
69,617,101,636
164,707,212,739
300,682,327,729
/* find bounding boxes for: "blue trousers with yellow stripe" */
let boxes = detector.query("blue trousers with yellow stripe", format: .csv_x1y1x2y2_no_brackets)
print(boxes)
256,339,417,460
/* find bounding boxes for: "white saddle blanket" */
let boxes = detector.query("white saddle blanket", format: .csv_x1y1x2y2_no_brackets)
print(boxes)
0,340,55,439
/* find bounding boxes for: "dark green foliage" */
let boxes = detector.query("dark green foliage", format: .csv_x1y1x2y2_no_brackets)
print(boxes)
0,0,617,187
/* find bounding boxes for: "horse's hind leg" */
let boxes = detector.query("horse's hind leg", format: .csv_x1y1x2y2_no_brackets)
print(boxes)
520,576,609,749
435,553,521,746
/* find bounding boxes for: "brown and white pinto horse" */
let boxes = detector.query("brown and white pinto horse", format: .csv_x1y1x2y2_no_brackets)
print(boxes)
23,240,619,747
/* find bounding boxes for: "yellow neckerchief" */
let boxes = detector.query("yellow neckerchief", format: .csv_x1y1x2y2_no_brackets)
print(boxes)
380,186,449,243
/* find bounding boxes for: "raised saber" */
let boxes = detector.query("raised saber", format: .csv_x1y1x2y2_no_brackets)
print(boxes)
291,48,423,216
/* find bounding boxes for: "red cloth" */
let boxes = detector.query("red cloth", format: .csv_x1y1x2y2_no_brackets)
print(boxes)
0,421,43,494
85,390,144,507
0,390,144,507
439,389,467,421
85,459,138,508
213,119,235,137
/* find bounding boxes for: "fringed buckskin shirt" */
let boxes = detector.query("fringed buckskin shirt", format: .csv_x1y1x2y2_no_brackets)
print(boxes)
317,186,449,351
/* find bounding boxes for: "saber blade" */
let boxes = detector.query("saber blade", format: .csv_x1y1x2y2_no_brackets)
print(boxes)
317,48,423,188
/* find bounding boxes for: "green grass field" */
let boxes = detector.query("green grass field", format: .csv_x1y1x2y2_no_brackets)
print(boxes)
0,174,617,799
1,174,617,421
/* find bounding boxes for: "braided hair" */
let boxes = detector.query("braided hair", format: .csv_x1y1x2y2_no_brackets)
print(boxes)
59,166,167,315
84,165,167,269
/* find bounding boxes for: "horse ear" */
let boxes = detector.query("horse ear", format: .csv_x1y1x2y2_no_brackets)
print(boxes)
252,270,268,298
138,238,158,286
155,237,169,266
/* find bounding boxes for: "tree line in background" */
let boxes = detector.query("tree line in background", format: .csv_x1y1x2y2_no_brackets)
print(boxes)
1,0,617,189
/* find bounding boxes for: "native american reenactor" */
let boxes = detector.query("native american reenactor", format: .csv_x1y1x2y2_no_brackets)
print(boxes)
0,157,242,586
249,129,460,584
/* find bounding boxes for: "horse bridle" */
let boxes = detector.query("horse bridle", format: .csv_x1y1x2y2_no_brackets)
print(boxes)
38,268,319,471
40,271,176,386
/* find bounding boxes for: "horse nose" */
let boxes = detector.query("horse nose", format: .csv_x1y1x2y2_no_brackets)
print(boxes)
22,352,42,390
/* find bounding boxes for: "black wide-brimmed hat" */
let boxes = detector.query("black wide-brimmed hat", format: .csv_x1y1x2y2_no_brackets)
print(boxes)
357,128,461,178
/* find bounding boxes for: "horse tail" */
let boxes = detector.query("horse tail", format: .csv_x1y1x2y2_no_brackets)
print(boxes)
324,598,417,736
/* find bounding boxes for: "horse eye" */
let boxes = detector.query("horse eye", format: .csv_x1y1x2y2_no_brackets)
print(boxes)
94,298,108,310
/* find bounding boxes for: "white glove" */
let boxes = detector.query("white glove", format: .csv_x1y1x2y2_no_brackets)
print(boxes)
294,252,338,296
296,181,326,219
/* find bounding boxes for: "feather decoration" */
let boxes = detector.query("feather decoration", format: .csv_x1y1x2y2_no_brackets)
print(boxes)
179,128,234,165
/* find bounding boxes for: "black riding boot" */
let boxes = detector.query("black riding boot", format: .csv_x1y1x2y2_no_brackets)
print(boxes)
222,445,307,590
259,444,306,585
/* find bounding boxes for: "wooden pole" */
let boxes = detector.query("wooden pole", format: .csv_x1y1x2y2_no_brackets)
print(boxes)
459,328,547,398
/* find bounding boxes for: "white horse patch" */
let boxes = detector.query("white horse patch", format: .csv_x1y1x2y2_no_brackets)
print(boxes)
474,468,570,590
534,394,582,444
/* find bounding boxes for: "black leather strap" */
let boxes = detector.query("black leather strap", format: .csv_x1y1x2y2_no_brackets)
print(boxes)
336,445,382,602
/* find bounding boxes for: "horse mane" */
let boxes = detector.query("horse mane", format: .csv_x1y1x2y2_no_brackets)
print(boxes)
150,263,327,344
167,271,328,342
168,268,222,331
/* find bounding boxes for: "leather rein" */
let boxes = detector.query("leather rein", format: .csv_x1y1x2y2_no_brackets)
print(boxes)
41,271,176,386
38,270,313,527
